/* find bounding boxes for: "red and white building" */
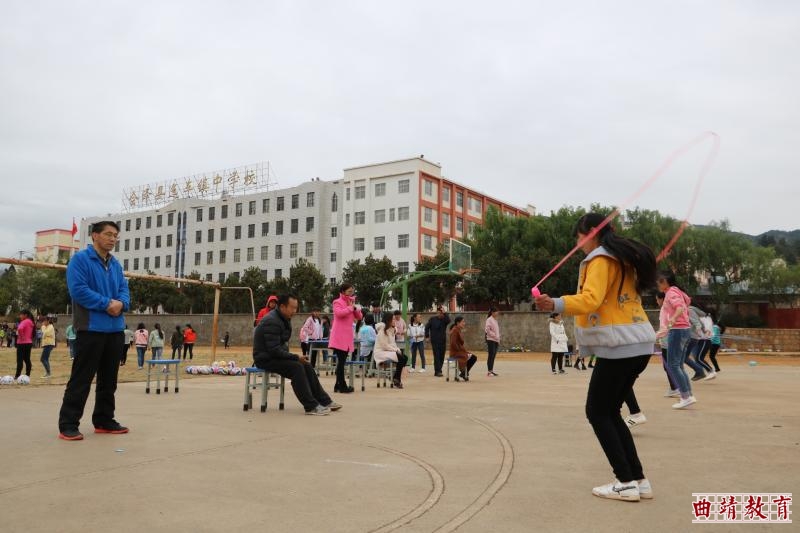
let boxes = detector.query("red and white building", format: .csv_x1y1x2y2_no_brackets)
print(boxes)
35,228,78,263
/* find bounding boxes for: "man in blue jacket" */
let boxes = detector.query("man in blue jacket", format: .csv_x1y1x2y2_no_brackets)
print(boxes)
58,221,130,441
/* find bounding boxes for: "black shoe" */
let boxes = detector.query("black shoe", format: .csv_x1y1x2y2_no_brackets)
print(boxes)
95,421,129,434
58,428,84,441
392,379,404,389
558,369,565,374
691,373,705,381
434,372,443,377
587,363,594,368
334,383,354,393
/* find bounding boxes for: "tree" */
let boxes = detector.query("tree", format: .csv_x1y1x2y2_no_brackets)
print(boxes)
0,266,18,315
288,258,326,311
181,271,216,314
341,254,397,307
406,248,455,311
14,266,71,315
127,271,179,313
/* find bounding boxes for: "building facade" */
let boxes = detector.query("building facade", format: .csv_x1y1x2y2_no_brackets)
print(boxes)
80,158,529,283
35,229,78,263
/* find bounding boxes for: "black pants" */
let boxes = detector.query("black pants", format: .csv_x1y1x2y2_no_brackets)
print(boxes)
586,354,651,482
624,389,641,415
15,343,33,378
332,348,349,386
301,342,310,356
255,357,331,411
551,352,564,371
171,345,180,358
183,343,194,360
431,339,446,373
708,343,721,371
486,340,499,371
58,331,124,432
394,353,408,381
121,343,130,365
410,341,425,369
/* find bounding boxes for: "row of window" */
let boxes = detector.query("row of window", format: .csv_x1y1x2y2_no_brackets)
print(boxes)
345,179,410,201
422,180,483,212
121,242,316,272
352,234,410,252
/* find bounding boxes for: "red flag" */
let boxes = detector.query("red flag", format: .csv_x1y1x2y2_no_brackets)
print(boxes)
71,218,78,237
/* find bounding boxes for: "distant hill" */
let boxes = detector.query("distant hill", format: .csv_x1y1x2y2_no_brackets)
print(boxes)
753,229,800,265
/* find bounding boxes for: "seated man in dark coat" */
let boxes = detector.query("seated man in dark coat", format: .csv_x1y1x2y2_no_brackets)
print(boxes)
253,294,341,416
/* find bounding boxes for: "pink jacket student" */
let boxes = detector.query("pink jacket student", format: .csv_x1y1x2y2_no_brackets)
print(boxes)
329,293,363,353
484,315,501,343
299,316,321,343
661,286,691,331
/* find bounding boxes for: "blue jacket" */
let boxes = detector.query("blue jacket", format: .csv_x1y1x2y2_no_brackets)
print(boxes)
67,245,130,333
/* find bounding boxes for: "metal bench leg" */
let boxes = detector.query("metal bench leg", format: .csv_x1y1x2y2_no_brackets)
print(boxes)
279,376,285,410
174,362,180,393
243,371,252,411
146,364,152,393
260,372,268,412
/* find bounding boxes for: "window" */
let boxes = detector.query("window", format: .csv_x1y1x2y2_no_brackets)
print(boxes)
230,272,240,281
374,209,385,223
208,207,215,220
154,256,160,269
234,225,242,239
167,212,174,226
219,250,226,264
374,236,385,250
275,245,283,259
114,241,120,253
156,235,162,248
235,203,243,217
355,185,365,199
345,214,350,226
195,230,202,244
274,269,283,279
442,187,450,203
424,207,433,223
136,218,141,230
166,255,172,268
468,221,477,235
277,196,285,211
167,234,173,247
125,220,131,231
156,214,162,227
457,217,464,232
424,234,433,250
205,273,212,282
145,236,151,249
331,227,338,238
146,216,152,229
290,219,298,233
248,224,255,238
442,212,450,229
291,194,299,209
123,259,129,270
305,242,313,257
233,249,241,263
276,221,284,235
397,261,409,274
218,272,225,283
289,243,298,258
133,258,139,270
262,198,269,213
354,211,365,225
398,179,409,193
375,183,386,197
345,188,350,201
456,191,464,207
424,180,433,196
398,234,409,248
306,217,314,232
247,247,254,261
206,251,213,265
389,208,395,222
330,252,337,263
134,238,140,250
398,207,409,221
331,193,338,212
220,227,227,241
196,209,203,222
248,200,256,215
194,252,201,266
124,239,130,251
306,192,315,207
221,205,228,219
260,246,268,260
354,238,365,252
207,229,214,243
261,222,269,236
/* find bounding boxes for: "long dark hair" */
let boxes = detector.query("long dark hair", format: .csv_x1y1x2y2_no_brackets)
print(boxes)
450,316,464,331
154,323,164,340
487,307,497,318
658,270,685,293
381,312,394,336
574,213,656,295
410,313,420,326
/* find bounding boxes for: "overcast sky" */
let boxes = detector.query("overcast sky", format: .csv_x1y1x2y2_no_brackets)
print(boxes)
1,0,799,258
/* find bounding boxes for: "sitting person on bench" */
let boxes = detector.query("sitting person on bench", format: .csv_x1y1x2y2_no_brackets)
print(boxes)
373,312,408,389
449,316,478,381
253,294,341,416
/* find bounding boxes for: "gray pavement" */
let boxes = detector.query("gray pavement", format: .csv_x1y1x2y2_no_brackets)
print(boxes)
1,357,798,532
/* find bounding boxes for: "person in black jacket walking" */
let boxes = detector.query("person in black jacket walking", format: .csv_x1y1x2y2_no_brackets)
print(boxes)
425,307,451,377
253,294,341,416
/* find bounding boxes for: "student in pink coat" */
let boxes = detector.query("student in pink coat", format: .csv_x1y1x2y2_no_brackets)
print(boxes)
329,283,363,393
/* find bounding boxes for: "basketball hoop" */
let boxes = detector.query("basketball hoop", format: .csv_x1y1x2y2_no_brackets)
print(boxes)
458,268,481,282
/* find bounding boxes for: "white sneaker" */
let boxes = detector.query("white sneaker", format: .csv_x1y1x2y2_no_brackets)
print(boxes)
409,368,416,373
592,479,640,501
637,478,653,499
703,372,716,381
672,396,697,409
418,368,426,373
625,413,647,427
664,389,679,398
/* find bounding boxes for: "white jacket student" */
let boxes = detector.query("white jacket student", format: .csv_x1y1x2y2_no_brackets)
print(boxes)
373,322,401,364
549,320,569,353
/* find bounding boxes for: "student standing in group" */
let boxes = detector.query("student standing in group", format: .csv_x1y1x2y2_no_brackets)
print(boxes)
656,271,696,409
425,307,451,377
374,312,408,388
170,325,183,359
655,292,679,398
549,313,569,375
182,324,196,360
148,323,164,359
484,307,501,377
329,283,362,393
358,314,377,363
408,313,426,373
40,316,56,378
65,322,77,360
134,323,148,369
14,310,35,380
300,309,322,358
535,213,657,502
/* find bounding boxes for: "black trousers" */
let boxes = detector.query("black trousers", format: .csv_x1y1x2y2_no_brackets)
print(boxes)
121,343,130,365
255,357,331,411
182,343,194,360
431,339,446,373
15,343,33,378
58,331,124,431
486,340,499,371
171,345,181,358
551,352,564,371
332,348,349,385
393,353,408,380
708,343,721,371
585,354,651,483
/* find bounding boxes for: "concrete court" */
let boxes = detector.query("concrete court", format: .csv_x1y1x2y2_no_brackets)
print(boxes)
0,355,798,533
